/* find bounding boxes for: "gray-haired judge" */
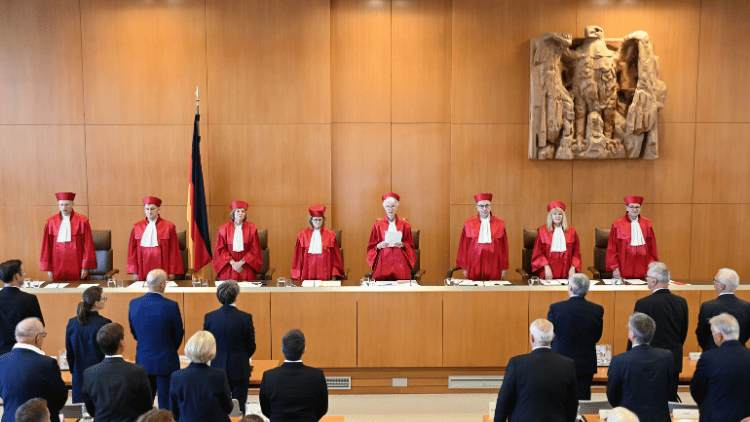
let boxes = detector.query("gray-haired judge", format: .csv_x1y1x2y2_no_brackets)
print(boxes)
169,331,233,422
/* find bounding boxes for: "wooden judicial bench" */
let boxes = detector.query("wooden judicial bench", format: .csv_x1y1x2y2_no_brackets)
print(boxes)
32,279,743,395
484,416,697,422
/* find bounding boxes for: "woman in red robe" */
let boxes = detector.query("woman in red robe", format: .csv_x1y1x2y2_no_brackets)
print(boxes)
212,201,263,281
291,205,344,281
366,193,416,281
531,201,582,279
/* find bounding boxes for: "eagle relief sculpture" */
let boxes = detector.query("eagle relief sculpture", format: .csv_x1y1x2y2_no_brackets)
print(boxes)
529,26,667,160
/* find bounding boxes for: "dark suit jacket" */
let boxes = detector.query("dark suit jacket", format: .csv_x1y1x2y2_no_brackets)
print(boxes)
607,344,673,422
494,348,578,422
128,292,184,375
82,356,153,422
204,305,256,381
690,340,750,422
548,296,604,376
631,289,688,372
695,294,750,351
170,363,233,422
0,347,67,422
65,311,112,403
0,287,44,355
260,362,328,422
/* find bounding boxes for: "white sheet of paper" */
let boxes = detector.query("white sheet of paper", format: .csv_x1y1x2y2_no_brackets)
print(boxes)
590,279,601,285
237,281,263,288
214,280,227,287
128,281,146,288
44,283,69,289
78,283,100,289
165,281,178,287
601,279,616,285
541,279,562,285
555,278,569,285
384,231,402,246
455,280,511,286
625,278,647,285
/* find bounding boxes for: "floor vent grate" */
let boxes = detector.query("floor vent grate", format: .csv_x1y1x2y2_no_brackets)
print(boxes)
448,375,504,389
326,376,351,390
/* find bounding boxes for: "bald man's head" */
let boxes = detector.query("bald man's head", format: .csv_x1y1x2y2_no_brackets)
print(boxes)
15,318,45,347
146,269,168,292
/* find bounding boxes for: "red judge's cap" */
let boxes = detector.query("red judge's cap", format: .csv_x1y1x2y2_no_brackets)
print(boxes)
142,196,162,207
55,192,76,201
231,200,249,210
382,192,400,201
623,196,644,205
547,201,566,212
474,193,493,203
308,205,326,217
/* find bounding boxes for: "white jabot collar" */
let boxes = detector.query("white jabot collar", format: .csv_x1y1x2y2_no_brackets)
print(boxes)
232,223,244,252
630,218,646,246
550,226,567,252
387,219,397,232
141,219,159,247
308,228,323,254
13,343,45,355
478,216,492,244
57,213,72,243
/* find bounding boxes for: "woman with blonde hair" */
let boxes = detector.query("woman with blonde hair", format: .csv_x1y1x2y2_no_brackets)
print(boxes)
531,201,581,279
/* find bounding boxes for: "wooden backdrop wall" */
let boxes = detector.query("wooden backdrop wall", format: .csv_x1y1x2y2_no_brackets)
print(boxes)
1,0,749,284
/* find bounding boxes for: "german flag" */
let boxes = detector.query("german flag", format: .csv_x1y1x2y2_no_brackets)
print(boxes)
187,105,212,274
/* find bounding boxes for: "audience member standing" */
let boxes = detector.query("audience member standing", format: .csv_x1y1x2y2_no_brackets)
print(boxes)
129,269,184,409
695,268,750,351
204,281,256,414
0,260,44,355
0,318,66,422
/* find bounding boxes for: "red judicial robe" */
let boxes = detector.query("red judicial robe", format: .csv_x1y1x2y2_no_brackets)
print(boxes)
605,215,658,279
530,226,582,279
291,227,344,281
39,211,96,281
456,215,508,280
126,216,183,280
212,221,263,281
366,216,416,281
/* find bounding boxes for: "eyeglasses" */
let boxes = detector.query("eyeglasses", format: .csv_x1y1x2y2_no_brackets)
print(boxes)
101,296,108,301
627,205,641,209
477,204,491,209
713,279,724,286
36,332,47,338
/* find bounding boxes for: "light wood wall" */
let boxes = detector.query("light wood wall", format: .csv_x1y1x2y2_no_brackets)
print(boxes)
2,0,749,284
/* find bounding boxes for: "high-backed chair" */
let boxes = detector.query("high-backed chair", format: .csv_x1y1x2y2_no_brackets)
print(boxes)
255,229,275,282
366,229,425,282
515,229,539,282
333,229,349,281
588,227,613,279
176,230,192,280
88,230,119,280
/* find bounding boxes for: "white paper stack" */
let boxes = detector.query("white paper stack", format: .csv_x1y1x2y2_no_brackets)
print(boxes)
44,283,69,289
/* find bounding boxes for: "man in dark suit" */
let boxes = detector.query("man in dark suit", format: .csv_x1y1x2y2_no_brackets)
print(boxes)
494,319,578,422
608,312,673,422
690,313,750,422
204,280,256,414
260,329,328,422
629,262,687,401
0,260,44,355
695,268,750,351
82,322,153,422
0,318,66,422
548,273,604,400
128,269,184,410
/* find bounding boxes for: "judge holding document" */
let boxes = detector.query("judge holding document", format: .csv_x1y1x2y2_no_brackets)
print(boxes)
366,193,416,281
127,196,183,280
212,201,262,281
456,193,508,280
40,192,96,281
606,196,658,279
291,206,344,281
531,201,581,279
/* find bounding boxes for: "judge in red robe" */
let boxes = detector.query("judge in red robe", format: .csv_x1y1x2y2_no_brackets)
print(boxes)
456,193,508,280
531,201,582,279
126,196,183,280
291,205,344,281
212,201,263,281
39,192,97,281
605,196,658,279
366,193,416,281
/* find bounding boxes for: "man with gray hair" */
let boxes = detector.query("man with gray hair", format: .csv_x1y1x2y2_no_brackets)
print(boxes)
0,318,67,422
690,313,750,422
494,319,578,422
608,312,673,422
696,268,750,351
630,262,687,401
547,273,604,399
128,269,184,409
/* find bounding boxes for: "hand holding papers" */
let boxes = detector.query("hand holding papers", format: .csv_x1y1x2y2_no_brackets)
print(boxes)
384,231,402,247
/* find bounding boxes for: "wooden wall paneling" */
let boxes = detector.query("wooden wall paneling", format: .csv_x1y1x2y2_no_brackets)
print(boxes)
391,0,451,123
206,0,330,124
80,0,208,124
693,124,750,203
450,124,573,205
270,292,357,368
358,292,442,367
527,289,568,353
612,290,650,355
183,291,272,359
331,0,391,123
331,124,391,283
571,123,696,204
670,289,702,354
208,124,330,206
696,0,750,122
586,290,617,350
0,0,84,124
451,0,577,123
443,291,529,367
735,290,750,303
690,204,750,279
577,0,700,123
0,126,89,206
392,124,450,284
85,125,198,206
